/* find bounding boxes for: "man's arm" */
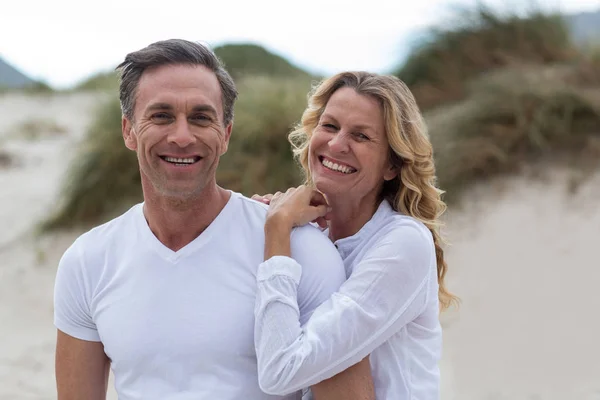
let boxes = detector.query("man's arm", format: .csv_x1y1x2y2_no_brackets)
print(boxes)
311,357,375,400
56,330,110,400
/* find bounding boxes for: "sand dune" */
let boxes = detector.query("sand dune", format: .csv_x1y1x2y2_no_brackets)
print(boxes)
1,92,598,399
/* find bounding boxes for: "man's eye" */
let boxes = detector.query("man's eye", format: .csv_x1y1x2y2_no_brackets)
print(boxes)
152,113,172,121
191,115,211,124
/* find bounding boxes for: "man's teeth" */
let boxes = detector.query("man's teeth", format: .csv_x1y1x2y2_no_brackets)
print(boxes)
164,156,196,164
322,158,355,174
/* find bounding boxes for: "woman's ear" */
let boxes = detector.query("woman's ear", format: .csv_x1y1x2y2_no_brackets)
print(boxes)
383,163,399,181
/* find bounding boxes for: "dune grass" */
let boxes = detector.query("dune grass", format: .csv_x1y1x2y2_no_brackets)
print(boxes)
427,63,600,202
396,5,575,110
40,97,140,231
218,76,311,194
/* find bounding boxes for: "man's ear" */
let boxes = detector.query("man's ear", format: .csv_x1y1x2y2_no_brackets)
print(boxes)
122,116,137,151
220,122,233,155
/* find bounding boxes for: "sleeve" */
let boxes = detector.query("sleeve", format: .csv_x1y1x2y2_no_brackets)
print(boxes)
53,239,101,342
254,222,434,395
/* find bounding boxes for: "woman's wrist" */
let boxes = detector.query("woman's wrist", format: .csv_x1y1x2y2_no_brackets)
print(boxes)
264,215,293,259
265,211,294,232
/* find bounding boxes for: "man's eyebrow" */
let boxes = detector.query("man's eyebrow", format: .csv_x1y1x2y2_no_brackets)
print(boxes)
144,103,218,117
191,105,218,116
146,103,173,112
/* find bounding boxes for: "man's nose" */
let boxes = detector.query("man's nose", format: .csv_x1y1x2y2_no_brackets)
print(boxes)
168,118,196,148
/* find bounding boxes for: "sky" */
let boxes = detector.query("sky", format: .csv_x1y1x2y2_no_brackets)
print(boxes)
1,0,599,89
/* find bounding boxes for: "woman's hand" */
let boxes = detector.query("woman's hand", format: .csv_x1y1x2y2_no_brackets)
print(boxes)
251,193,274,205
265,186,331,230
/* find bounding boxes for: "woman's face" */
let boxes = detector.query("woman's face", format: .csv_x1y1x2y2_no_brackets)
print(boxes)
308,87,396,203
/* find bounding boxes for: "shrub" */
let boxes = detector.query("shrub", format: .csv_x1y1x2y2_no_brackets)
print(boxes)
426,64,600,202
396,5,575,110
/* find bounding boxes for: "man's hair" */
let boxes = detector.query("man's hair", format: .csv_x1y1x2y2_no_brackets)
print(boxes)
116,39,238,125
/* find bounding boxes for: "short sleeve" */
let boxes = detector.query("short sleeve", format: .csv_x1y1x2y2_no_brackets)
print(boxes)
53,240,100,342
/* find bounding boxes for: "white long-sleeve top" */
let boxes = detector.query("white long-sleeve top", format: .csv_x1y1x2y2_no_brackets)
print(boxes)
254,200,442,400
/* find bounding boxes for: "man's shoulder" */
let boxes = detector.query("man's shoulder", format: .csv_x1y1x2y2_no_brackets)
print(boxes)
67,203,142,258
230,191,269,215
226,192,270,230
290,224,345,278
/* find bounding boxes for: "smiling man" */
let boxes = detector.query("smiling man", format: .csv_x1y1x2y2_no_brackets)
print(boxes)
53,39,374,400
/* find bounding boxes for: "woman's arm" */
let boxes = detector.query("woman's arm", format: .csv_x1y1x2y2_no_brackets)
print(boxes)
255,217,435,395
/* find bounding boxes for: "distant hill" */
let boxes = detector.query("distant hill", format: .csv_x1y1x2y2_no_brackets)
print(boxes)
567,9,600,44
72,43,314,92
0,57,35,89
213,43,313,80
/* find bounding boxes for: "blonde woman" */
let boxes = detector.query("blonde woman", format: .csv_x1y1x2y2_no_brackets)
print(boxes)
252,72,456,399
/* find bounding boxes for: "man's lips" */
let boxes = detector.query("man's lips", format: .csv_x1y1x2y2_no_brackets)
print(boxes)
159,155,202,165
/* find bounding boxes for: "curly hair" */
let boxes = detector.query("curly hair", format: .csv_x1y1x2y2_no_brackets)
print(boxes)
289,71,457,310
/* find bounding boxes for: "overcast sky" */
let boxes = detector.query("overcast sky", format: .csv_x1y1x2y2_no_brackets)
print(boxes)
1,0,598,88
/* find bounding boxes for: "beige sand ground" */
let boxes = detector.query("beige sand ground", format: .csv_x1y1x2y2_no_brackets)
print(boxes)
0,92,598,399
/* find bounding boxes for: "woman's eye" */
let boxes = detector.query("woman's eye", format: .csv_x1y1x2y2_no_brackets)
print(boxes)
355,132,369,140
322,123,337,130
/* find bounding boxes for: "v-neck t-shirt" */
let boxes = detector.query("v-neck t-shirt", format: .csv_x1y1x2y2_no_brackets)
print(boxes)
54,191,346,400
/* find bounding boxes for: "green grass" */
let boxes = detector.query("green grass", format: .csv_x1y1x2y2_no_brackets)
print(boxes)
396,5,574,110
214,44,314,81
218,76,311,195
426,63,600,203
40,97,141,231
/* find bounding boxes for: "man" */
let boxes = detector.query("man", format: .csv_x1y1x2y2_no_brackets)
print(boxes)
53,39,374,399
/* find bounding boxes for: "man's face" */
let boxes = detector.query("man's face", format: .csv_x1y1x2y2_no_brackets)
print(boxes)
122,64,231,200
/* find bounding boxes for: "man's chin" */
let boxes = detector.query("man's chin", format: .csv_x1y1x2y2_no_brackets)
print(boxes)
149,183,207,202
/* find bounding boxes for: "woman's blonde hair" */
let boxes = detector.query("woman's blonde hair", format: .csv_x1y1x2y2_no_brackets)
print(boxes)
289,71,457,310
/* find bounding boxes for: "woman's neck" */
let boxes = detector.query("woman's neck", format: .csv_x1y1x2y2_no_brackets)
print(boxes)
326,193,382,242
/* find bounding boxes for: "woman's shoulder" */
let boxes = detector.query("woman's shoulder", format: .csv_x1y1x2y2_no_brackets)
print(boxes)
380,208,433,245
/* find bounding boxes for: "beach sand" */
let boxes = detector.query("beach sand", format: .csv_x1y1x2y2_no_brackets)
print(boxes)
1,92,598,399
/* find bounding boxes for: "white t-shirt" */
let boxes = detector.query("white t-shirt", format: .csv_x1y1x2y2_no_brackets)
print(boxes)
54,191,346,400
255,200,442,399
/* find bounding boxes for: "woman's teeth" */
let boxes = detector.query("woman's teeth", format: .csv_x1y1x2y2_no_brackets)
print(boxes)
322,158,355,174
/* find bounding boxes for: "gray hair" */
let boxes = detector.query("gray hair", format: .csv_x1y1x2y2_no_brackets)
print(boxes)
116,39,238,125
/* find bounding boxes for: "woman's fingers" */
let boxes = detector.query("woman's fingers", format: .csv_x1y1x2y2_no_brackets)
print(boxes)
313,216,329,230
251,193,274,204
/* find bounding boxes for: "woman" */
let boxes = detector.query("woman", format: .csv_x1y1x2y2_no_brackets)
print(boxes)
253,71,456,399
